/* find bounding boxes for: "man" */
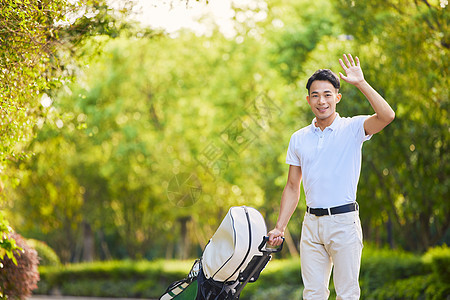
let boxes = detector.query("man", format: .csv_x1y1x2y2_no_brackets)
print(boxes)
268,54,395,299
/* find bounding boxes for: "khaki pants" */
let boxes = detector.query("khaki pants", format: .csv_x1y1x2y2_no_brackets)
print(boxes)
300,211,363,300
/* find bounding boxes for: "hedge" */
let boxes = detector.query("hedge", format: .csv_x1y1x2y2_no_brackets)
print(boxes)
26,239,61,267
34,245,450,299
36,260,191,298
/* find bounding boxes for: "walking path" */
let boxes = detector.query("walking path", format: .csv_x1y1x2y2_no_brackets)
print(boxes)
31,296,156,300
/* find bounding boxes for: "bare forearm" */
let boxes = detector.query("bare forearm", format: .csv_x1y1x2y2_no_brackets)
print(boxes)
356,80,395,122
275,184,300,232
339,54,395,133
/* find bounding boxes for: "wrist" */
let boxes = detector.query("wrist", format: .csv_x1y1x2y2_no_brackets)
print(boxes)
275,224,286,233
354,79,368,89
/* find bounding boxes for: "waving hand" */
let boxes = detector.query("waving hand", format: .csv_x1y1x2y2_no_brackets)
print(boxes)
338,53,365,86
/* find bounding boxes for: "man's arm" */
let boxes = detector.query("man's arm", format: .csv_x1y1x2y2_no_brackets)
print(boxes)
339,53,395,135
268,165,302,246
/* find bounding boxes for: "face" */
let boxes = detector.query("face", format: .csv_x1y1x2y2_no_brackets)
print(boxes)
306,80,342,123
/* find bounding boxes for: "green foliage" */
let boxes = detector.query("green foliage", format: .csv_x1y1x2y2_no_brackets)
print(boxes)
0,0,65,165
60,279,149,298
0,0,135,167
0,212,21,266
360,246,428,297
8,16,299,260
248,284,302,300
37,259,299,298
35,246,450,298
37,259,191,297
361,245,450,299
331,0,449,252
268,0,450,253
0,0,133,272
3,0,449,267
267,0,338,81
369,274,450,300
423,244,450,284
240,257,302,297
26,239,61,266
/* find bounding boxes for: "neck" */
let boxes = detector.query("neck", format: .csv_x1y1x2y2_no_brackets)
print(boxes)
315,113,337,131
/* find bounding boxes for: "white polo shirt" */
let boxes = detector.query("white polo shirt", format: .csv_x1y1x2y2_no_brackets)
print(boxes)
286,113,372,208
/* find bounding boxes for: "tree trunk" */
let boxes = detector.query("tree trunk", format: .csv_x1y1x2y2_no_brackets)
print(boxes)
97,230,112,260
387,214,394,249
178,217,191,260
82,221,95,262
166,242,174,260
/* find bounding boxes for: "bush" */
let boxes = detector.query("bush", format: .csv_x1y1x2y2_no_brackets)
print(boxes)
26,239,61,266
249,285,302,300
362,245,450,300
0,233,40,299
369,274,450,300
36,258,301,299
60,279,138,298
360,246,427,297
34,247,450,299
423,244,450,284
37,259,191,298
239,257,302,299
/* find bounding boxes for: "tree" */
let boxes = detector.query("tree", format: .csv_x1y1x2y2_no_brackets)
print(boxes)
8,18,299,260
260,0,449,251
330,0,449,251
7,0,447,262
0,0,132,167
0,0,132,262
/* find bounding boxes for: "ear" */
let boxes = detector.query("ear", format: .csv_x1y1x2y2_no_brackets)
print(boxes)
336,93,342,103
306,95,310,105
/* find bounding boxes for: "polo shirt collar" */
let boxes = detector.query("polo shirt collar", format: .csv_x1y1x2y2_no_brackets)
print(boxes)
311,113,341,132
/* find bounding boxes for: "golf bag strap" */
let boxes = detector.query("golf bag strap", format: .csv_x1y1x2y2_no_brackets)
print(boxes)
160,279,190,300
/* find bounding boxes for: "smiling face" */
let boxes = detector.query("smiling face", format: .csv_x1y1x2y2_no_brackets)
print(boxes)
306,80,342,127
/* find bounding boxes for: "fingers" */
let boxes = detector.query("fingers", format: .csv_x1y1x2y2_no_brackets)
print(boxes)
338,58,346,70
268,233,276,245
268,230,284,246
341,53,358,68
343,53,351,67
268,236,283,246
347,53,355,66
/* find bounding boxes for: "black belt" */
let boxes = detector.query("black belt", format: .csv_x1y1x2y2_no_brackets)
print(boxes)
307,202,358,216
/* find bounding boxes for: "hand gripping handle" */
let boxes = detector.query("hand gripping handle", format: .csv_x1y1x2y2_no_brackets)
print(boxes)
258,236,284,253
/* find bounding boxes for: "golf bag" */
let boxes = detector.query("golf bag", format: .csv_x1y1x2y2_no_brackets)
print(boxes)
159,259,201,300
159,206,284,300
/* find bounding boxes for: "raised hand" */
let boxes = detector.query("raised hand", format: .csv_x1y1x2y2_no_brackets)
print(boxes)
338,53,365,86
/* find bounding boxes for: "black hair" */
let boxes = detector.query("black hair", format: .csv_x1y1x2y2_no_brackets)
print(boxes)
306,69,340,93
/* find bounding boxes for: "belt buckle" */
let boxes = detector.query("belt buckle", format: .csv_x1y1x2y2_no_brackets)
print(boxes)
308,207,329,217
318,209,327,216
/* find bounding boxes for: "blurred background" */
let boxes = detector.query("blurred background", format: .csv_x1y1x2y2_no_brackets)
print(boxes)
0,0,448,298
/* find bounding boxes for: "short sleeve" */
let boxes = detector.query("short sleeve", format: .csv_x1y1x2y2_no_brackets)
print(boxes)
352,115,372,143
286,134,301,166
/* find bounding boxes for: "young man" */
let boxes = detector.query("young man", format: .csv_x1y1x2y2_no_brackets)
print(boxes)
268,54,395,299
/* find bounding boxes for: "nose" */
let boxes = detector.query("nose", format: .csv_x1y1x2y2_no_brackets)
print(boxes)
318,96,325,104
